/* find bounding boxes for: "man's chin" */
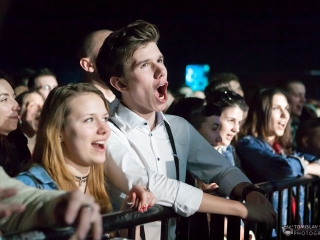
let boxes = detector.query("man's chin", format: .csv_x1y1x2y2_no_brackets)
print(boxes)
155,102,167,112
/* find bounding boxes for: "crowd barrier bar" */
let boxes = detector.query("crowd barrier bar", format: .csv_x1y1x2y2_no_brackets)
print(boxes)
2,175,320,240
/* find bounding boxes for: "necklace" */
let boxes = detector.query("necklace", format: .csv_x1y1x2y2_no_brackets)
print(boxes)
74,174,88,187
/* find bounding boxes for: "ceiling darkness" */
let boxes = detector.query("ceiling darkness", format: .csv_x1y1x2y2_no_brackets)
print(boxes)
1,0,320,97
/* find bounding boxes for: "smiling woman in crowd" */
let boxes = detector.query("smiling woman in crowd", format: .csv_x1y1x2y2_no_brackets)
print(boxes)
205,89,248,168
0,72,30,177
16,83,155,214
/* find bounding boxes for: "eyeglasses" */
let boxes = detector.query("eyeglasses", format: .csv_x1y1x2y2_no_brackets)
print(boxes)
207,89,243,103
37,85,57,91
221,90,243,100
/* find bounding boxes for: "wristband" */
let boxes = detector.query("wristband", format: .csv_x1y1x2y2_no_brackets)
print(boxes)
242,184,266,200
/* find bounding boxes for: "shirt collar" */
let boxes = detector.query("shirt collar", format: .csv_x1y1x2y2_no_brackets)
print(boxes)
116,103,169,130
28,165,55,184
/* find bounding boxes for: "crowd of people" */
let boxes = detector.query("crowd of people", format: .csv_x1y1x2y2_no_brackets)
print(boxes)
1,19,320,240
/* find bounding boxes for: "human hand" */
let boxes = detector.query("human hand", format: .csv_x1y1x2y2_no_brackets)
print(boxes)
242,192,276,232
122,185,156,213
196,179,219,192
0,187,25,219
54,190,102,240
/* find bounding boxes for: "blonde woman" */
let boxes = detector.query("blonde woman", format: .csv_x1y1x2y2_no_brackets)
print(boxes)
16,83,155,213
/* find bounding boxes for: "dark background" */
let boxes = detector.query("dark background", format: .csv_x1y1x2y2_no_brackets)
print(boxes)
1,0,320,98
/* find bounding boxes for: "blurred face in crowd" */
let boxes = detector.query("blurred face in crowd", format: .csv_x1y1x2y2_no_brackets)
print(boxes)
286,82,306,117
61,93,110,169
267,93,290,142
198,115,222,148
0,79,20,135
20,92,44,132
218,106,243,146
35,75,58,99
301,127,320,157
229,80,244,97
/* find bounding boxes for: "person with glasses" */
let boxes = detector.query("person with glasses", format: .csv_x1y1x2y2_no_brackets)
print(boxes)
27,68,58,100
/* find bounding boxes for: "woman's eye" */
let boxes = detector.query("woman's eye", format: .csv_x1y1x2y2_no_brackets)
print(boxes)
0,98,8,102
103,116,109,122
84,118,93,122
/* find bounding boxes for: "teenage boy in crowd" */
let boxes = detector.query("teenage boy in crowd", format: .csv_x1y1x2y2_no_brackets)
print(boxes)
96,20,276,239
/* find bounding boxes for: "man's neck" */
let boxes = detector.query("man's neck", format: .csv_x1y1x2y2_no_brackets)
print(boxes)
85,78,116,102
120,101,157,131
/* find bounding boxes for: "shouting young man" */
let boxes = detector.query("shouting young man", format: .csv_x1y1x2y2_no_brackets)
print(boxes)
96,20,276,240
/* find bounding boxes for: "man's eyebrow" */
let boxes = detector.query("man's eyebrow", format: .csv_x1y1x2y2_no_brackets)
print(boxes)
131,55,164,69
132,58,150,68
0,93,9,97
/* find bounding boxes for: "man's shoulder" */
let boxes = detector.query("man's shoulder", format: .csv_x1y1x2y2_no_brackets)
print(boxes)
164,114,189,125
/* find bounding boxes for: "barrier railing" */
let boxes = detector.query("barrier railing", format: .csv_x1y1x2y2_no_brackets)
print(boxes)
2,175,320,240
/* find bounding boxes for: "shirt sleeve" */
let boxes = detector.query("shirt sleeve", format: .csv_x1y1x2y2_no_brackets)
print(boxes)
172,117,251,196
0,167,65,234
105,122,203,217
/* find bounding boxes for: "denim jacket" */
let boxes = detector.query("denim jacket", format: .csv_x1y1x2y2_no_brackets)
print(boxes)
15,165,58,190
236,136,318,225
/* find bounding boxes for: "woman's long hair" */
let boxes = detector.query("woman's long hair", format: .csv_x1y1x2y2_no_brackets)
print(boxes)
241,88,292,153
32,83,112,213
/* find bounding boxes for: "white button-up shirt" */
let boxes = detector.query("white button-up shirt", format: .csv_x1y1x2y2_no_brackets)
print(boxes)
105,103,250,239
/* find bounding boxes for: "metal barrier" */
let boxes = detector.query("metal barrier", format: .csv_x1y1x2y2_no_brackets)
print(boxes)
255,174,320,240
2,175,320,240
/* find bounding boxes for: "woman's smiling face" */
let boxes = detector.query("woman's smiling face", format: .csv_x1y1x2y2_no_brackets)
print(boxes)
61,93,110,168
218,105,244,146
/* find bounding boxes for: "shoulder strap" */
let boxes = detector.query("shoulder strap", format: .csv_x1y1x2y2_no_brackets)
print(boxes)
164,121,180,180
108,118,121,131
108,118,180,180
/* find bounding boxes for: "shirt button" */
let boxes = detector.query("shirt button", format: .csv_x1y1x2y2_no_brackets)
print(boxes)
150,133,153,136
157,158,160,161
144,122,147,125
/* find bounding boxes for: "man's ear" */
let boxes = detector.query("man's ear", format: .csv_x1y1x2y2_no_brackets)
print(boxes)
80,58,94,73
110,77,129,92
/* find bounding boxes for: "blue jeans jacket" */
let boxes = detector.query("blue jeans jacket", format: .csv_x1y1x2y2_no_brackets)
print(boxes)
236,136,318,226
15,165,58,190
